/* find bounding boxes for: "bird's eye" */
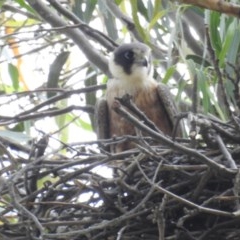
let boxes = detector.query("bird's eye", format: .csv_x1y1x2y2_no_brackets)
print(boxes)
124,50,134,60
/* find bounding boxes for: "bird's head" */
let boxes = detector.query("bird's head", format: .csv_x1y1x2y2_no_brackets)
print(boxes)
108,43,153,84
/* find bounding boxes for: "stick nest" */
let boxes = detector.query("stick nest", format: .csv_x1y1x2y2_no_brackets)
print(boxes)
0,110,240,240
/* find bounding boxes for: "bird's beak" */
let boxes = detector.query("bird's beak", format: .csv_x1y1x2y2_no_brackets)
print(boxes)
135,57,148,67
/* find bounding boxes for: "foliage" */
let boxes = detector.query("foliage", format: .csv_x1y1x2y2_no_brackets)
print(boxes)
0,0,240,239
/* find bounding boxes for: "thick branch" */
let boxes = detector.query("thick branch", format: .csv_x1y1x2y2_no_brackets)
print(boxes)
179,0,240,17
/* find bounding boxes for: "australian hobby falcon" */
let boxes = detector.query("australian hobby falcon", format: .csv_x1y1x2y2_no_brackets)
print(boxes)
95,42,182,152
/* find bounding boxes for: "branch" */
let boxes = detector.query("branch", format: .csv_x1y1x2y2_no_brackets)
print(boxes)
179,0,240,18
0,84,105,123
26,0,110,75
0,105,94,126
48,0,118,51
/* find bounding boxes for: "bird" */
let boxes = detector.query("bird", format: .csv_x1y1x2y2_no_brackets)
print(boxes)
95,42,182,153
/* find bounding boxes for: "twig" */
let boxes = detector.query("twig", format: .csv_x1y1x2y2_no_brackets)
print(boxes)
135,156,233,217
112,98,236,177
215,133,237,169
8,178,44,237
0,105,94,126
116,94,162,133
0,84,105,126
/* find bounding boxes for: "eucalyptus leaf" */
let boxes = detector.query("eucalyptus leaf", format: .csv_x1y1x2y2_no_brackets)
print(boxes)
47,51,70,98
8,63,19,91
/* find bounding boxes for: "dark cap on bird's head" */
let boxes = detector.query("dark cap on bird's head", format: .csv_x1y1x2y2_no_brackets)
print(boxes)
108,42,152,82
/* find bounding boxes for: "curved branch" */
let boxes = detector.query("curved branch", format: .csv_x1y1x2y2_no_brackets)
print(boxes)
26,0,110,75
48,0,118,51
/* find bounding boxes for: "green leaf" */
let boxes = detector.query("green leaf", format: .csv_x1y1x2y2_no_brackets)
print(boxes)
175,77,187,103
84,0,97,23
67,113,93,132
99,0,118,40
0,0,6,8
15,0,36,14
2,18,38,27
148,10,166,30
72,0,97,23
153,0,161,19
186,59,197,78
8,63,19,91
77,118,93,132
219,21,235,67
226,21,240,65
208,11,221,55
161,65,176,84
114,0,123,5
37,175,59,190
137,0,149,21
197,70,210,114
130,0,147,41
197,71,226,120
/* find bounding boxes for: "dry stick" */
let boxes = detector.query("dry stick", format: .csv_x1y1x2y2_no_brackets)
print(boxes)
215,133,237,169
0,84,105,125
18,84,105,115
158,195,167,240
112,99,236,177
116,226,127,240
0,105,94,126
116,94,162,133
191,169,212,202
0,40,66,64
232,114,240,132
8,175,45,237
43,209,149,239
43,182,155,239
211,121,240,142
0,84,105,98
189,75,198,147
225,62,240,112
43,156,159,238
197,218,240,240
233,170,240,213
135,155,233,218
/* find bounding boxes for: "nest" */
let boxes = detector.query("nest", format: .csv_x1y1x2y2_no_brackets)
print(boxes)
0,100,240,240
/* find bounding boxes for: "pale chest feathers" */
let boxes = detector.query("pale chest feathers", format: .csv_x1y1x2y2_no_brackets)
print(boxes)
106,77,158,105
